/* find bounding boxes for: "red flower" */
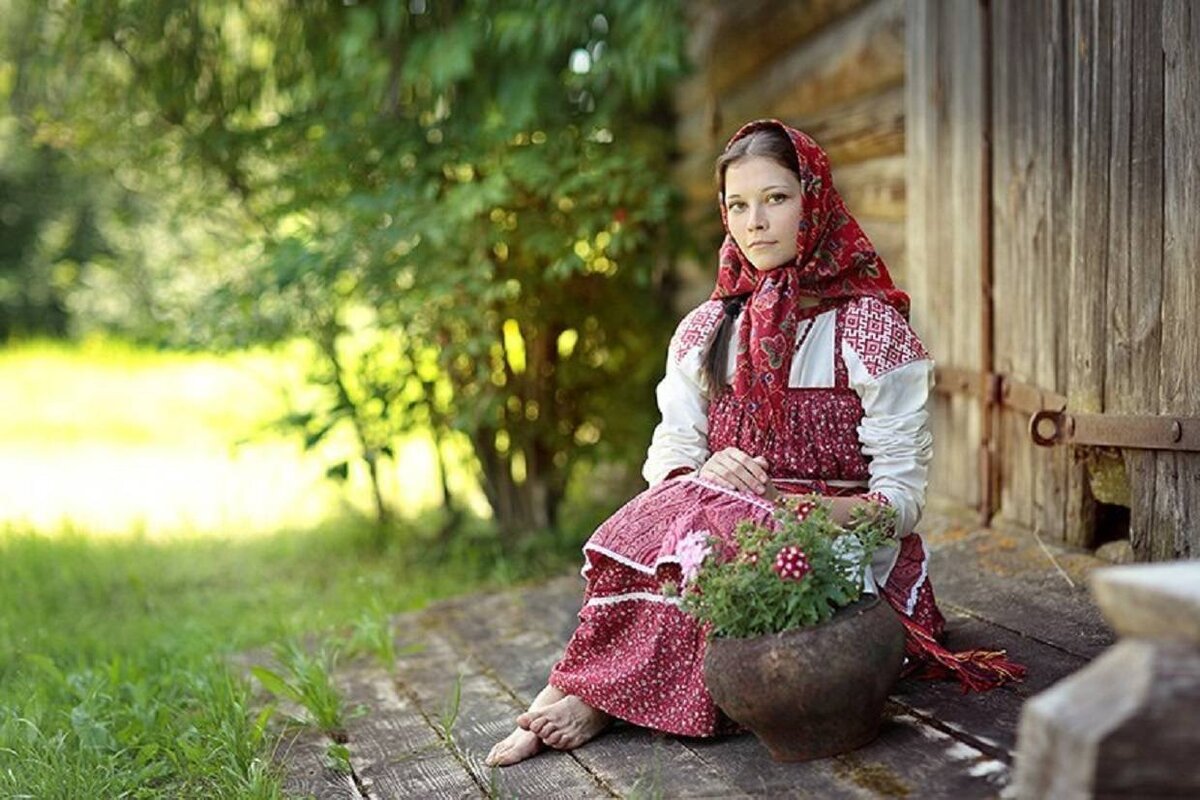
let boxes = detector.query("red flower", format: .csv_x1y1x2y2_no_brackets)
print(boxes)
772,545,810,582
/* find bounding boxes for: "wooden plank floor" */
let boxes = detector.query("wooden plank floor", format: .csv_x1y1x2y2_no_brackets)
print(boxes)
264,509,1115,799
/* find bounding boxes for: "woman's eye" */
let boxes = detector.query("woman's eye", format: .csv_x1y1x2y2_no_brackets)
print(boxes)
768,193,789,204
728,201,746,212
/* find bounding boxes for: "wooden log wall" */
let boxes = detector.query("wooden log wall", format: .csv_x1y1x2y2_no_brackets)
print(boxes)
1150,0,1200,560
905,0,984,511
673,0,906,310
990,0,1073,539
906,0,1200,560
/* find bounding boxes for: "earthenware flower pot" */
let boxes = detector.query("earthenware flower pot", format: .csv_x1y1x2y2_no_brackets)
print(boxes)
703,595,905,762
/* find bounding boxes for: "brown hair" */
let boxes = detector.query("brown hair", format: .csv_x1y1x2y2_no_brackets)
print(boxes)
704,128,803,392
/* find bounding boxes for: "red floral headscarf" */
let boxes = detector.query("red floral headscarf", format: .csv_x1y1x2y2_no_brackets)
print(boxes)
711,119,910,400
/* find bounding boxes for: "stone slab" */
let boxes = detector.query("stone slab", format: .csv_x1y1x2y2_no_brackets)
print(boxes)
1090,560,1200,644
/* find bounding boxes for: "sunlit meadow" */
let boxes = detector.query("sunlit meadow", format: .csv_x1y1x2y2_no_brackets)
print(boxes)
0,337,488,538
0,340,580,797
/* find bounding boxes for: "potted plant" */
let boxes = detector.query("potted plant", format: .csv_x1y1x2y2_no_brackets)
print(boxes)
669,497,905,762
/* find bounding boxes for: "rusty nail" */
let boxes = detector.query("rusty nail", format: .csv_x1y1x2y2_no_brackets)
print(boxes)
1172,419,1183,443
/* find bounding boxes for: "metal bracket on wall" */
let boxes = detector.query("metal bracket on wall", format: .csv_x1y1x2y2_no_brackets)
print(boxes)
1029,411,1200,452
934,365,1200,453
933,366,1067,415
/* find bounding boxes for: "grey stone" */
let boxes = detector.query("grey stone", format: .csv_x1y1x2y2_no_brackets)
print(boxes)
1090,560,1200,644
1095,539,1135,565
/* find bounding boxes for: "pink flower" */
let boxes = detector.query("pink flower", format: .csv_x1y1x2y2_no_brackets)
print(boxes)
772,545,810,582
675,529,712,583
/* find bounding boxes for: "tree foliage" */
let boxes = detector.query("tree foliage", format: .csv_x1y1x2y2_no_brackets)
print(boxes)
11,0,690,534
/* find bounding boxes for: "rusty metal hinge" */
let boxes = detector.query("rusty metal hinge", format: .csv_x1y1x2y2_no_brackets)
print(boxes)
933,367,1066,415
1029,411,1200,452
934,365,1200,453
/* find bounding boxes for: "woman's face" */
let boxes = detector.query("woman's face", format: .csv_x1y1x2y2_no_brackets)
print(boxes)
723,155,804,271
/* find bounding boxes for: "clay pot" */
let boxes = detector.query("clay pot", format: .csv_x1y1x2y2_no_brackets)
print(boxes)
703,594,905,761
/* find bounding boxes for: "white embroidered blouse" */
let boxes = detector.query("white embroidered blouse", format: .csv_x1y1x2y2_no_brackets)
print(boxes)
642,297,935,540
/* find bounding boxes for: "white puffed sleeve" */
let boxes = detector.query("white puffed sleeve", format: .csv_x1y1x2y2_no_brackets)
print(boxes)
843,353,934,537
641,303,722,486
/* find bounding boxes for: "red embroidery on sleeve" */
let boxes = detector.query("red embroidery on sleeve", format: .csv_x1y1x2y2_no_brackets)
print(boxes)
672,301,724,365
842,297,930,379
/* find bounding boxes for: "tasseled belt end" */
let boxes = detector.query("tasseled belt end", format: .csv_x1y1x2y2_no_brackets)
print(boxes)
897,614,1028,693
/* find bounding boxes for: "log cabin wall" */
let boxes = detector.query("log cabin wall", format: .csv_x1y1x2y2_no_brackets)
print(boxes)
673,0,906,310
674,0,1199,561
906,0,1200,561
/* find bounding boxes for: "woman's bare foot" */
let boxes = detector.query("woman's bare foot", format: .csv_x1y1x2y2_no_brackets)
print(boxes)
485,683,566,767
485,727,542,767
517,695,610,750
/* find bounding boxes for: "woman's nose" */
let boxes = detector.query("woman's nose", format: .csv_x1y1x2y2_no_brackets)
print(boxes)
749,206,768,230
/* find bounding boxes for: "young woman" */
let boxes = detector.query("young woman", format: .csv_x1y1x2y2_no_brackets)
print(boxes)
486,119,1020,768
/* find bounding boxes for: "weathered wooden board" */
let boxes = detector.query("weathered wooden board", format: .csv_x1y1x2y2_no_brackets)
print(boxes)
905,0,983,510
1120,0,1167,561
429,528,1089,798
677,0,902,155
676,0,870,128
890,611,1090,757
834,155,906,222
1154,0,1200,561
265,503,1122,799
982,0,1074,538
431,585,750,798
927,528,1114,660
1062,0,1113,551
272,727,363,800
390,628,613,799
336,664,482,800
684,706,1009,799
803,85,906,165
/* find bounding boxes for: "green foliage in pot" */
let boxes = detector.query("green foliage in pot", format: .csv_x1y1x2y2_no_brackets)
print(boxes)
669,498,895,639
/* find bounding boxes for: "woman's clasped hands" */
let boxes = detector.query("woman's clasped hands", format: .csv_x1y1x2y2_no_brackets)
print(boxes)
698,447,780,501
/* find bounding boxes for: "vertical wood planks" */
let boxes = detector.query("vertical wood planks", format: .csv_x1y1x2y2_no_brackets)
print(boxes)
947,0,985,515
1114,1,1166,558
1042,0,1074,542
1154,0,1200,560
906,0,984,510
991,0,1071,533
1065,0,1113,548
904,0,1193,554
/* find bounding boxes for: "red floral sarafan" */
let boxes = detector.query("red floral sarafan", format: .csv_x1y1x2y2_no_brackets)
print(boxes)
711,119,910,416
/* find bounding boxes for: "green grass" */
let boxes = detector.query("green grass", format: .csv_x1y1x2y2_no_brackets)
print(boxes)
0,515,583,798
0,338,590,797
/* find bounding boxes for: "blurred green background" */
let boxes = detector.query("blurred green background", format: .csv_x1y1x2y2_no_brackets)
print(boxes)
0,1,693,795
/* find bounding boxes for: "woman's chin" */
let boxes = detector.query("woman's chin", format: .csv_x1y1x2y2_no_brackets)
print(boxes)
750,259,793,272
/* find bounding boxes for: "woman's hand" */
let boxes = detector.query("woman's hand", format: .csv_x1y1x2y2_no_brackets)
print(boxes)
699,448,778,500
